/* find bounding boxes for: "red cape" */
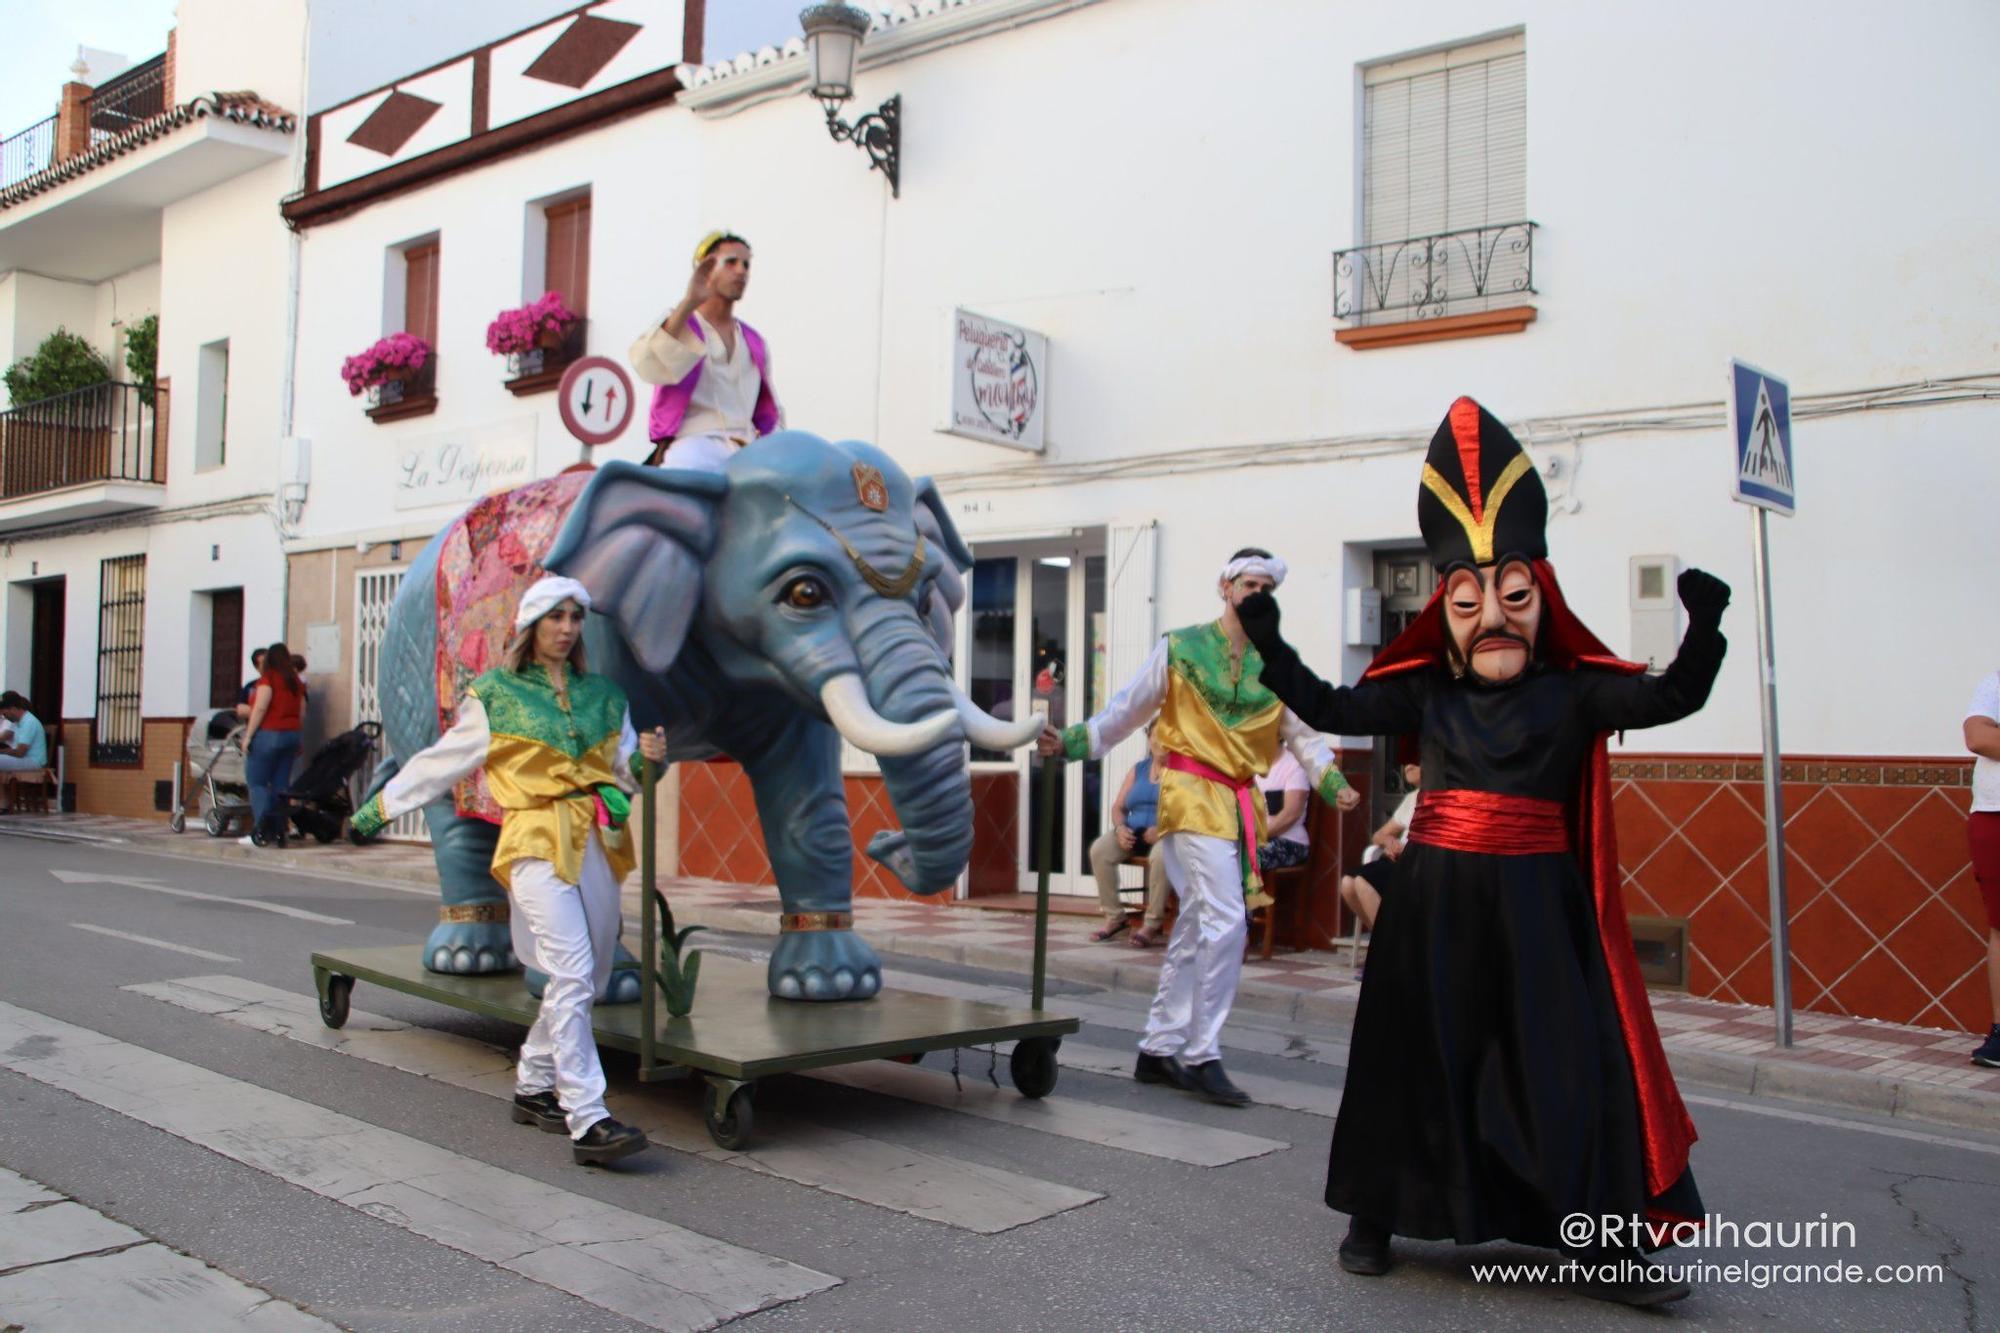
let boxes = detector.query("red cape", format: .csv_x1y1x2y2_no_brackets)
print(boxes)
1365,559,1698,1209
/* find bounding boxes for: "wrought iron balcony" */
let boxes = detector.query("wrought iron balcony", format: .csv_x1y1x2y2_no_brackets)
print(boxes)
0,115,56,189
0,380,166,502
87,56,169,147
1332,221,1537,325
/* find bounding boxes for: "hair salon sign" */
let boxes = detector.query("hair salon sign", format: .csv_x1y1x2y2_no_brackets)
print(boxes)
945,308,1046,453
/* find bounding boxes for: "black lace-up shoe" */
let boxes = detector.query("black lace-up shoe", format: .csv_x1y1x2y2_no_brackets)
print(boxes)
1575,1250,1691,1306
1972,1024,2000,1069
1134,1052,1191,1088
1337,1217,1393,1276
1184,1059,1252,1106
571,1117,648,1166
510,1090,565,1133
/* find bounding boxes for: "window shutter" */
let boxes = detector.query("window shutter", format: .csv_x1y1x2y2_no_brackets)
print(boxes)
544,196,591,314
1362,35,1527,318
404,241,440,346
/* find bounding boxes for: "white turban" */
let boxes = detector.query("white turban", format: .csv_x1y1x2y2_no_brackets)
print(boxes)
515,575,593,630
1221,552,1288,588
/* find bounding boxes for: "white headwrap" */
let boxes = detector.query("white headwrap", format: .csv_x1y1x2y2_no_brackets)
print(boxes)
514,575,593,631
1221,552,1288,588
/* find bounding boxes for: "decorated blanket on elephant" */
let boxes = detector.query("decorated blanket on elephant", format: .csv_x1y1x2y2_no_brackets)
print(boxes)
433,469,591,821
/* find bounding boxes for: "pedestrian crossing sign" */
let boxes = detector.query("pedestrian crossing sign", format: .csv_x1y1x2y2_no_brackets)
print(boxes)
1730,359,1795,514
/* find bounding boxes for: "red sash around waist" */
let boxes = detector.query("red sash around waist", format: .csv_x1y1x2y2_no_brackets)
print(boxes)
1162,751,1262,886
1406,789,1570,855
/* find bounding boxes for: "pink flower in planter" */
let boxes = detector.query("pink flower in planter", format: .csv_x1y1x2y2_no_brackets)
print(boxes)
341,332,432,395
485,291,578,357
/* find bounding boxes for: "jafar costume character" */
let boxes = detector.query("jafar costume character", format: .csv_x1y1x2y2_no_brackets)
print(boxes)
1238,397,1731,1305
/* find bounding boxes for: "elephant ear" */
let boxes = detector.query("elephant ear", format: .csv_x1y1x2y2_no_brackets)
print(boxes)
544,461,726,674
911,477,973,658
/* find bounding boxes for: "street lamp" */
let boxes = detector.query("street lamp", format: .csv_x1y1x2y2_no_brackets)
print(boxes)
799,3,900,197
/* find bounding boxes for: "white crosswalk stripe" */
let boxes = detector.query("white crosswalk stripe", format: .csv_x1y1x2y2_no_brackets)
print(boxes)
0,1000,838,1332
129,974,1104,1234
0,1165,334,1330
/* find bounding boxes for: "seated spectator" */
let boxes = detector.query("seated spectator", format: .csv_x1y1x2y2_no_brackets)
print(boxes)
1087,724,1170,946
1255,747,1330,873
0,691,50,813
1339,762,1421,932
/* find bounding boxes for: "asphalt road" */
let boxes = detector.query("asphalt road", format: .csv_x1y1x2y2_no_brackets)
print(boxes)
0,823,1993,1331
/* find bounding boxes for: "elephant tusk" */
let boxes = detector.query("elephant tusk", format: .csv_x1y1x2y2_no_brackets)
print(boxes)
819,674,960,758
949,686,1046,751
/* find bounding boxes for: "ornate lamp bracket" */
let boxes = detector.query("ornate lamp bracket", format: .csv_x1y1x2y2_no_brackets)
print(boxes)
821,93,900,197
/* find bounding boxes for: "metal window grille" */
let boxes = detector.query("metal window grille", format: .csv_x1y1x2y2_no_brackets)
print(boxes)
93,555,146,764
353,567,427,842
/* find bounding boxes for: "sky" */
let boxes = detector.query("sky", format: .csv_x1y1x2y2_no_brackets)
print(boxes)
4,0,825,137
1,0,177,139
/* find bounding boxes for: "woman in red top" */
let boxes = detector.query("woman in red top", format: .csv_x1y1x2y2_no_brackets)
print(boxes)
241,640,308,846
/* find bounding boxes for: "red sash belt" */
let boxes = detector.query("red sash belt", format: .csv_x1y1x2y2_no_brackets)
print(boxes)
1162,752,1262,886
1407,789,1570,855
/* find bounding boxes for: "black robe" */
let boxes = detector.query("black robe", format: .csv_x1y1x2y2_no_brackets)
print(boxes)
1254,624,1724,1249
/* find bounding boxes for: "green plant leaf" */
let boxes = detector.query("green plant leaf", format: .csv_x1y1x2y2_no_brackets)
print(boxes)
4,327,111,406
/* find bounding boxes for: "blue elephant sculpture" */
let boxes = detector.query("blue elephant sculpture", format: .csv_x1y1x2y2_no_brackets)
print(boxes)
368,431,1042,1001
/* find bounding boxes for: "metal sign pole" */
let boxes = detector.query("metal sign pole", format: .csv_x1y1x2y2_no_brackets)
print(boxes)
1750,507,1792,1048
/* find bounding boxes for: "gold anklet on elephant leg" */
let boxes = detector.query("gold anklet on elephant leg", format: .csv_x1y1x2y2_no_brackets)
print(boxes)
438,902,510,924
779,911,854,932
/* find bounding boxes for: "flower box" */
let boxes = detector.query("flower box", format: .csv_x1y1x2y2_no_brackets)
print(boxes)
488,292,582,395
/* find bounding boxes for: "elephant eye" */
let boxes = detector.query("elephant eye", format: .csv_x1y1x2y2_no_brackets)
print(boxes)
781,576,831,610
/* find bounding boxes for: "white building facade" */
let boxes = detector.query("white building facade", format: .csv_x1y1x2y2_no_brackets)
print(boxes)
279,0,1999,1031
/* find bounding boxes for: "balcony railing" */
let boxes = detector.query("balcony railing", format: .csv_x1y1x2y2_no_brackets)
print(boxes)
0,381,167,500
87,55,169,147
0,114,56,189
1332,221,1537,324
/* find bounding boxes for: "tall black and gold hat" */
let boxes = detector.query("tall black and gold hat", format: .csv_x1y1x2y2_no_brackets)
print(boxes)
1417,396,1547,568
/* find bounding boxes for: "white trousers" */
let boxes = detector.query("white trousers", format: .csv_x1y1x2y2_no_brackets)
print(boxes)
1140,831,1247,1066
509,835,620,1138
657,432,743,473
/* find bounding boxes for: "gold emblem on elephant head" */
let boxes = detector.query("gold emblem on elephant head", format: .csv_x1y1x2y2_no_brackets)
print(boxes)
853,463,889,512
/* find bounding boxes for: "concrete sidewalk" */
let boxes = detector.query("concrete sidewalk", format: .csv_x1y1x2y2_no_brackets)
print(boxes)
13,811,1998,1136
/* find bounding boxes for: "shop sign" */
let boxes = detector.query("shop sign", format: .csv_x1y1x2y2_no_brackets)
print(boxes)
945,308,1046,452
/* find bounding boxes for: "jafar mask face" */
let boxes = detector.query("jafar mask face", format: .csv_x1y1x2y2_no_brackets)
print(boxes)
1443,559,1541,684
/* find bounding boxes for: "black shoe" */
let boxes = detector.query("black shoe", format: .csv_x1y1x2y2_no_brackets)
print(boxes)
510,1090,566,1133
1134,1052,1191,1089
1184,1059,1252,1107
1574,1250,1690,1306
1972,1024,2000,1069
571,1117,648,1166
1337,1217,1392,1276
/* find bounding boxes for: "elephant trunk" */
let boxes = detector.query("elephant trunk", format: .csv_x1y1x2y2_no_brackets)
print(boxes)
847,600,973,893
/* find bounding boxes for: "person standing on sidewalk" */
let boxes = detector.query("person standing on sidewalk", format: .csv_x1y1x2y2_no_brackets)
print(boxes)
1239,398,1729,1306
629,230,783,471
240,643,307,846
353,576,668,1166
1037,548,1358,1107
1961,669,2000,1067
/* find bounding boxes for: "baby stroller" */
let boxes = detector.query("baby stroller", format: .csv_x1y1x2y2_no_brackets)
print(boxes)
269,721,381,846
173,708,252,837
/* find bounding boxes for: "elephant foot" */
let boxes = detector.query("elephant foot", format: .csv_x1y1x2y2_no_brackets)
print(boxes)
865,830,953,896
524,941,641,1005
769,928,881,1001
423,919,517,975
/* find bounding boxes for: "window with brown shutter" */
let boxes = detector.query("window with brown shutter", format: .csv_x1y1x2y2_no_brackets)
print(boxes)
404,240,440,345
542,195,590,314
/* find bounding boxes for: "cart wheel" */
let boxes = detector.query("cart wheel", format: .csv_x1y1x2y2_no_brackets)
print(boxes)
169,812,185,834
1010,1038,1060,1099
311,825,336,844
704,1083,754,1150
204,807,226,838
319,975,353,1029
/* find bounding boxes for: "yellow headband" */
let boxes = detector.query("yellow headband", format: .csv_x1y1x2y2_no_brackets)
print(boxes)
693,230,747,264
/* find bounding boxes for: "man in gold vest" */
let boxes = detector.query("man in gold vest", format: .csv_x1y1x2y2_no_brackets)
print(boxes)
1039,548,1357,1105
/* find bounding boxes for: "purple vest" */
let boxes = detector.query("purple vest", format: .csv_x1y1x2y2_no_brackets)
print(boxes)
645,318,782,445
